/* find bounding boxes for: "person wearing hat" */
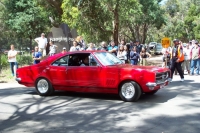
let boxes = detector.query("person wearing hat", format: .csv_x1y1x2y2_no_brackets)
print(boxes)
61,47,67,54
34,33,48,57
169,39,185,82
190,40,200,75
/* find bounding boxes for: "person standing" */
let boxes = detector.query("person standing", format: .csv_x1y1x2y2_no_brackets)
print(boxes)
123,45,129,63
34,33,48,57
86,43,96,51
182,43,191,74
98,41,108,51
49,41,57,56
135,40,142,54
8,44,18,76
161,46,171,68
130,46,140,65
140,47,151,66
32,46,42,64
69,41,81,52
61,47,67,54
117,45,126,63
190,41,200,75
169,39,184,82
108,40,118,56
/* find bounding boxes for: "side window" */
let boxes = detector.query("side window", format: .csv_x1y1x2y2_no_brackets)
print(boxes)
89,55,99,66
52,56,69,66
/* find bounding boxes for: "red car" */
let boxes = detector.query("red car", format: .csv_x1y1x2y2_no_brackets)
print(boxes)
16,51,170,102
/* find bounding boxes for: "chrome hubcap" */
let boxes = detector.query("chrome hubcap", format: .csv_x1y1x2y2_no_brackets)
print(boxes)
121,83,135,99
37,79,49,94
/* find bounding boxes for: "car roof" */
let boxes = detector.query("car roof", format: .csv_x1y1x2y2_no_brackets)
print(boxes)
47,50,104,59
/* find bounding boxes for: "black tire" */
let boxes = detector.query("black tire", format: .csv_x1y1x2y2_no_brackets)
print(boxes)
35,78,54,96
145,90,158,95
119,81,142,102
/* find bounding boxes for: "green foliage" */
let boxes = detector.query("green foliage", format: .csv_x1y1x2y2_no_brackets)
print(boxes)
0,53,32,70
1,0,200,46
4,0,50,37
17,54,33,66
0,54,9,69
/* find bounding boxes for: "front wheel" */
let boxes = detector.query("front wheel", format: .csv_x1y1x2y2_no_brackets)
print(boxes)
119,81,142,102
35,78,54,96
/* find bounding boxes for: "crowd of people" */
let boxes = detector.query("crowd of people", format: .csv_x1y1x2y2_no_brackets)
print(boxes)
162,39,200,82
66,39,152,66
7,32,200,81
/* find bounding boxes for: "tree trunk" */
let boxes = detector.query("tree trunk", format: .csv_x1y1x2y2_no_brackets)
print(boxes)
112,3,119,45
142,23,148,44
29,36,32,54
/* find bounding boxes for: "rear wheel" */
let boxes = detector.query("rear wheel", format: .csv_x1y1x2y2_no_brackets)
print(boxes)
119,81,142,102
35,78,54,96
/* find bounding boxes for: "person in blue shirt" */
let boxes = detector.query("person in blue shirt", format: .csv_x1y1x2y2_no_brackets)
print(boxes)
107,40,118,56
130,46,140,65
32,46,42,64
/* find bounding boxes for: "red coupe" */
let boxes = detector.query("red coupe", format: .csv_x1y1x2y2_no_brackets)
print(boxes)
16,51,170,102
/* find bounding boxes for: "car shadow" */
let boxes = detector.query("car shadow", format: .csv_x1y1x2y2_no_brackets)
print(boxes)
23,79,197,103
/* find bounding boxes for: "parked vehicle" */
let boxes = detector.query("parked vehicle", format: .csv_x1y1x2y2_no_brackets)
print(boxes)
154,43,163,55
148,42,157,54
16,51,171,102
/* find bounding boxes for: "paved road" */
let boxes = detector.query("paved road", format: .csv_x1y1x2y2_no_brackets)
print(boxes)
0,75,200,133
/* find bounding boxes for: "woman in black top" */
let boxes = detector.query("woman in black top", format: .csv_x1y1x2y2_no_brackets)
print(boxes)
140,47,151,66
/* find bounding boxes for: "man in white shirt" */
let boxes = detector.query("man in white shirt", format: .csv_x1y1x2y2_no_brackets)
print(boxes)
182,43,191,74
34,33,47,57
8,44,18,76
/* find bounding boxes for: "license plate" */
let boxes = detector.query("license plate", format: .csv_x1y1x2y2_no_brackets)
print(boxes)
160,84,165,88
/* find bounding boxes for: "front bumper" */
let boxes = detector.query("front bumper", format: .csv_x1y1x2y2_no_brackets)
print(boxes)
146,78,170,90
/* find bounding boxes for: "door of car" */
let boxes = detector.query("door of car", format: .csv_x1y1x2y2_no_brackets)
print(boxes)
66,54,102,90
47,55,69,88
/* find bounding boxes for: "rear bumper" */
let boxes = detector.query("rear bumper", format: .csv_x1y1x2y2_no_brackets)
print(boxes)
15,78,21,81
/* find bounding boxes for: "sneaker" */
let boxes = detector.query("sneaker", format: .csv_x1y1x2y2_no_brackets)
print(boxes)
168,78,172,82
180,78,184,82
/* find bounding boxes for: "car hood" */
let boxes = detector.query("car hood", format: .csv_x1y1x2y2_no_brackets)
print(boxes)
114,64,169,73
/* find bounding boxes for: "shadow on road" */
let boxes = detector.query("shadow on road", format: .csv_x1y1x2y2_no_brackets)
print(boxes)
0,79,200,133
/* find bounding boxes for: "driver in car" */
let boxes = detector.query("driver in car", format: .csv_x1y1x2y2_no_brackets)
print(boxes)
80,56,89,66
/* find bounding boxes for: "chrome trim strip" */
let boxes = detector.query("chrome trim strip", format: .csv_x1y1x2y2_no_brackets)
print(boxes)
146,78,169,87
15,78,21,81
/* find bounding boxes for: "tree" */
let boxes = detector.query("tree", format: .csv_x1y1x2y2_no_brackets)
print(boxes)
62,0,139,44
37,0,63,27
3,0,51,50
122,0,166,44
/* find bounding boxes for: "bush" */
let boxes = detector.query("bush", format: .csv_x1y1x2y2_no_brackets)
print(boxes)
0,54,9,69
0,54,33,70
17,55,33,66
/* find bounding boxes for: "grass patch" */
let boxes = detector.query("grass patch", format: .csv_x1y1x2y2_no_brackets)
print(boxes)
0,67,16,83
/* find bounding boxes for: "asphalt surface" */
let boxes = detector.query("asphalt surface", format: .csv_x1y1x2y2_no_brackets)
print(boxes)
0,74,200,133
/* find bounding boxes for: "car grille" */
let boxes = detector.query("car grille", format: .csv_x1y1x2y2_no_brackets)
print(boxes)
156,71,170,84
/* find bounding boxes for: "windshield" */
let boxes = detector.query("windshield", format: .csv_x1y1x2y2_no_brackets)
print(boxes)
156,44,162,49
94,52,123,66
